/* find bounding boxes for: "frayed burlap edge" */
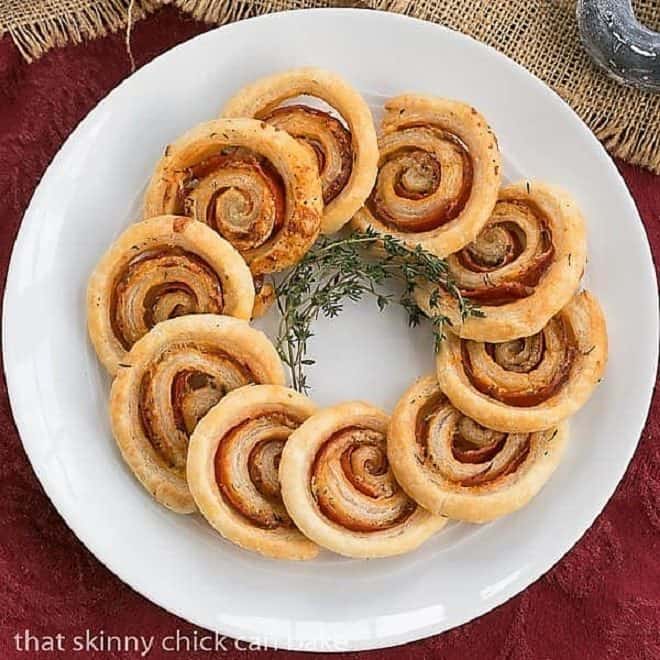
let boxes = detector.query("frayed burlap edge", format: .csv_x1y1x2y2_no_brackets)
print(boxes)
172,0,660,174
1,0,658,174
171,0,409,23
591,114,660,173
0,0,157,62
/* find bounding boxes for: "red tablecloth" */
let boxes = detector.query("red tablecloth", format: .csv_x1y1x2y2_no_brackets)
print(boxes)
0,7,658,659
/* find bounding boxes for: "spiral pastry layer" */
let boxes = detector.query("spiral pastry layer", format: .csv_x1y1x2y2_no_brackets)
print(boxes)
109,315,285,513
279,401,446,558
388,376,568,522
352,94,501,257
222,67,378,234
187,385,318,559
437,291,607,433
87,215,254,375
143,118,323,285
416,182,587,342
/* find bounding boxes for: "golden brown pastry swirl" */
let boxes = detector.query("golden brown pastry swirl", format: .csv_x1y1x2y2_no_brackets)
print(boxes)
352,94,501,257
366,125,473,233
87,216,254,374
110,315,284,513
388,376,567,522
436,291,608,432
139,344,254,472
415,182,587,342
452,201,554,305
279,401,446,558
222,68,378,234
143,118,323,287
112,248,223,347
311,426,416,533
262,104,352,207
187,385,318,559
216,413,297,529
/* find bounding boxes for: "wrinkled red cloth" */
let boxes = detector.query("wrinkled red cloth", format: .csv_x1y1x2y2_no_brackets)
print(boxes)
0,7,658,660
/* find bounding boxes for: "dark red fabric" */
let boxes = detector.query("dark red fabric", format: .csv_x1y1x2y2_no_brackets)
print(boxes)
0,7,658,659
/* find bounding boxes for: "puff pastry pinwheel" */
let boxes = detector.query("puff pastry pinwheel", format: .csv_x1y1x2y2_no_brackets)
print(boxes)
187,384,319,560
352,94,501,257
109,315,284,513
87,215,254,375
279,401,446,558
437,291,607,433
142,117,323,308
222,67,378,234
388,376,567,523
416,182,587,342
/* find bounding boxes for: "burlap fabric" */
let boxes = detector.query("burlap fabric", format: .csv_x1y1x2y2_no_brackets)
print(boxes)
0,0,658,173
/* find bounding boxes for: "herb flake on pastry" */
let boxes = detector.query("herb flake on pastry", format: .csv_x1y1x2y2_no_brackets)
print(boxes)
279,401,446,558
109,315,284,513
436,291,608,433
187,384,319,560
222,67,378,234
352,94,501,257
388,376,567,523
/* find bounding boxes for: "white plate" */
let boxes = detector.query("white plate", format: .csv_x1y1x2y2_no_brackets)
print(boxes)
3,9,658,652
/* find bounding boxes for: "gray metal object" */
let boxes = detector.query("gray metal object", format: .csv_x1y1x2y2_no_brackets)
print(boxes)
577,0,660,92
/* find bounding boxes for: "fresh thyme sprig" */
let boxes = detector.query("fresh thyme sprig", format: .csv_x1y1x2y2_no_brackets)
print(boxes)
273,227,483,393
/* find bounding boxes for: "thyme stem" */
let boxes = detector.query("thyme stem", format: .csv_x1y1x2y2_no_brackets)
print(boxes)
272,228,482,393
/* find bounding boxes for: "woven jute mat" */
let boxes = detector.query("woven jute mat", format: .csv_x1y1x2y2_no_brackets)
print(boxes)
1,0,659,173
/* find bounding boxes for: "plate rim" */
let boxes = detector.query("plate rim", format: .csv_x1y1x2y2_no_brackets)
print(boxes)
3,8,659,652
